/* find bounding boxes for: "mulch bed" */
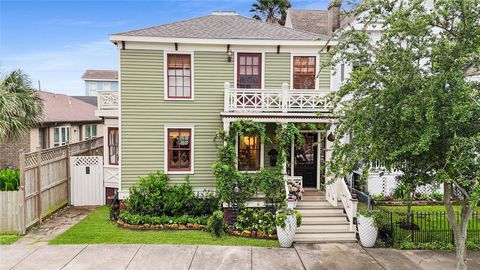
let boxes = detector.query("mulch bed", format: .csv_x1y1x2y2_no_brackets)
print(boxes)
226,228,277,240
116,219,206,231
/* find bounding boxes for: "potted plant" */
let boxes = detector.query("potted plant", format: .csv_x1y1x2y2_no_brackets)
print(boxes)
357,210,382,247
287,180,304,208
275,208,302,247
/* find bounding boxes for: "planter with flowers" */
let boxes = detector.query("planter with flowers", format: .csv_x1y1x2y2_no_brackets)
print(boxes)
275,208,302,247
287,180,304,208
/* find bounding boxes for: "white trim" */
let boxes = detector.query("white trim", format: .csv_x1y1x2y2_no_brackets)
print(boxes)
233,51,265,89
163,125,195,175
290,53,320,90
316,130,322,190
118,43,123,194
105,125,119,167
83,79,118,82
163,51,195,101
110,35,335,46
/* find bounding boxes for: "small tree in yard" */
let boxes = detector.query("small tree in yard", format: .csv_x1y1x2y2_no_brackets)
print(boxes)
326,1,479,269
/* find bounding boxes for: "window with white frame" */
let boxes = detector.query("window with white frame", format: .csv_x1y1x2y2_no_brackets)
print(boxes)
54,126,70,146
238,134,261,171
88,82,97,96
167,53,192,99
166,127,193,172
103,82,111,91
85,124,97,139
108,128,119,165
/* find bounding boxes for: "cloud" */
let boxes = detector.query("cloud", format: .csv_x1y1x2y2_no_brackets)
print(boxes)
41,19,129,28
1,40,117,95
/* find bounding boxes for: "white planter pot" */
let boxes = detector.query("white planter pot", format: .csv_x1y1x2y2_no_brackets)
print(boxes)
276,214,297,248
358,215,378,248
287,200,297,209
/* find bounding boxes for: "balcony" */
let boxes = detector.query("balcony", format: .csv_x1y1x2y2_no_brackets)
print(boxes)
223,82,333,114
95,91,118,117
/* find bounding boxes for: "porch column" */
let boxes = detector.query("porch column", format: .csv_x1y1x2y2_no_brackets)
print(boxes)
290,137,295,177
224,82,230,112
281,122,287,175
281,83,289,113
223,120,230,146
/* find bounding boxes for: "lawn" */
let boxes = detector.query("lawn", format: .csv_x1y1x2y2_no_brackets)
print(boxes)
0,234,20,245
49,206,279,247
379,205,480,213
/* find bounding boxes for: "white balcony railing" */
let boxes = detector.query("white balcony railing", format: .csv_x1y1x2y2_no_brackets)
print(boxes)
224,82,333,113
97,91,118,110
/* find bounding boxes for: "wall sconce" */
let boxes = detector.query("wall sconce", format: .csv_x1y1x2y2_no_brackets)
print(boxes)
227,44,233,62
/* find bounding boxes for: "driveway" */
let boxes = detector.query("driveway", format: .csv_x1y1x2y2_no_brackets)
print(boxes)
1,243,479,270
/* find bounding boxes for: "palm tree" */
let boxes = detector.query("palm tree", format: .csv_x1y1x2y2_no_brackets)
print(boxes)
250,0,291,25
0,70,43,142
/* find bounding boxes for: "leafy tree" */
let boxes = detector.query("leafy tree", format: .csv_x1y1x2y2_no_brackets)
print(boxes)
326,1,480,269
0,70,43,142
250,0,291,25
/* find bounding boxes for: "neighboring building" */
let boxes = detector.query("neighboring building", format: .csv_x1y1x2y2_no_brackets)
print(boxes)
108,7,362,242
0,91,103,169
81,70,118,96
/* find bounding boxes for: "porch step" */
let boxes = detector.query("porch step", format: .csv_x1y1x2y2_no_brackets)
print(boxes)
295,232,357,243
296,208,345,216
303,190,324,196
296,223,351,232
301,215,349,224
296,201,332,208
301,195,326,201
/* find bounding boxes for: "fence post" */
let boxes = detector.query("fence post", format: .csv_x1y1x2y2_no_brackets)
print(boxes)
35,146,42,224
66,140,71,205
18,149,26,235
88,138,92,155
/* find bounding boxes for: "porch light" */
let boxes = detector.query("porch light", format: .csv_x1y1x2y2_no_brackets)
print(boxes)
227,45,233,62
233,184,240,193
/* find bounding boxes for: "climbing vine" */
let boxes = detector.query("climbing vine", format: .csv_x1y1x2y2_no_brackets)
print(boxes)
213,120,313,211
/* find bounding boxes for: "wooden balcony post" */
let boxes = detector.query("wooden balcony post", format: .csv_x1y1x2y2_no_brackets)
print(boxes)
281,83,289,113
224,82,230,112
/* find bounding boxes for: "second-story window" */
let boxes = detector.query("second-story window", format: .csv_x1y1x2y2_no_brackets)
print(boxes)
88,82,97,96
293,56,316,89
85,124,97,139
167,54,192,99
103,82,111,91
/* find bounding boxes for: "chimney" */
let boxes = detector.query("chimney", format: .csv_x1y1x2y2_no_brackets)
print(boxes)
327,0,341,35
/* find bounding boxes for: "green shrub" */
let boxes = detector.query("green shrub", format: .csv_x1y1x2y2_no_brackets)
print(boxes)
400,241,455,250
206,210,226,237
256,168,286,210
430,192,443,201
126,171,220,217
274,208,301,229
0,168,20,191
235,208,276,235
294,210,302,227
119,211,209,225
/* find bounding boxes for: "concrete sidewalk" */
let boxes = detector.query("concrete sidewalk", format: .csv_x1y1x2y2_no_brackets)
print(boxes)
2,243,479,270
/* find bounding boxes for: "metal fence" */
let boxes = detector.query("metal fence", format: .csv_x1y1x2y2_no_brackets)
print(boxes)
375,207,480,247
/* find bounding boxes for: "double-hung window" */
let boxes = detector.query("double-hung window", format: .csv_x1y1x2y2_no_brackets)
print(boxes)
167,54,192,99
88,82,97,96
103,82,111,91
108,128,119,165
166,128,193,172
238,134,261,171
293,56,316,89
54,126,70,146
85,124,97,139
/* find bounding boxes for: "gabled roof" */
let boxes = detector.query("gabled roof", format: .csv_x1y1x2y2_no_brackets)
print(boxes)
285,8,330,36
81,70,118,81
114,12,326,41
37,91,101,124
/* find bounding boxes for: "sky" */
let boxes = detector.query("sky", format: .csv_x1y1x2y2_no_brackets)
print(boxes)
0,0,331,95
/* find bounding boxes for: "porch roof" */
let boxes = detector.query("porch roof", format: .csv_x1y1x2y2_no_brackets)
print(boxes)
221,112,335,123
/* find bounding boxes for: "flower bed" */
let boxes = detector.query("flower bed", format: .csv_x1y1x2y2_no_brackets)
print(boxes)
117,211,207,231
226,227,277,240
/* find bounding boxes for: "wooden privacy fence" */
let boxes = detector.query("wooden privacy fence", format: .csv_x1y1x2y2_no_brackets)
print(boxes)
0,137,103,234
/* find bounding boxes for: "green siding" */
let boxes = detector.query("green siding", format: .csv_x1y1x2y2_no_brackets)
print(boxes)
319,53,331,89
265,52,290,88
121,50,233,190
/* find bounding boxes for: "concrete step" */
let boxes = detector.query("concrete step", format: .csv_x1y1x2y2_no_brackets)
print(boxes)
297,223,351,232
303,190,324,196
296,201,333,208
302,216,348,224
295,232,357,243
296,208,345,216
301,195,326,201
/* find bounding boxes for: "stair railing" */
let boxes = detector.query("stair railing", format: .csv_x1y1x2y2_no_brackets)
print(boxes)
337,178,358,231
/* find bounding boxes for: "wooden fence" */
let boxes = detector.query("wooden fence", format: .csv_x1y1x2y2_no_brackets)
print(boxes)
0,137,103,234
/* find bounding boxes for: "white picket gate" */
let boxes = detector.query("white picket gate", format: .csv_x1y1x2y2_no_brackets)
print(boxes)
70,156,104,206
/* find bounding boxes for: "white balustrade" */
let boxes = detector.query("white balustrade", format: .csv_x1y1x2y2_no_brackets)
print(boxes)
98,91,118,110
224,83,332,113
337,178,358,231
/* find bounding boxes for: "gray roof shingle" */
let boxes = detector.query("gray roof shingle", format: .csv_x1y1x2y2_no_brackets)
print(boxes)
114,13,326,40
81,70,118,80
287,9,330,36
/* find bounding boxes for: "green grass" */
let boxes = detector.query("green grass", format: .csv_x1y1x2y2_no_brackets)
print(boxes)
379,205,480,213
49,206,279,247
0,234,20,245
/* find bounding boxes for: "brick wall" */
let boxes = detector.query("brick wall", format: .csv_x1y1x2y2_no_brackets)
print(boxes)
0,133,31,169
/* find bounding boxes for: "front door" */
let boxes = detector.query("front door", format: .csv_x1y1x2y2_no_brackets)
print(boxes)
294,133,318,188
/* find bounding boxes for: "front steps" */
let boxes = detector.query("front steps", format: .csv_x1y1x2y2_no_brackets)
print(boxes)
295,190,357,243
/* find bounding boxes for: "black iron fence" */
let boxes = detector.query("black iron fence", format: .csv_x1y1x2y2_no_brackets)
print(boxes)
374,207,480,247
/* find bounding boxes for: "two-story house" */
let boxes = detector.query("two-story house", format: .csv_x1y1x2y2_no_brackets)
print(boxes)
81,70,118,96
107,6,364,243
